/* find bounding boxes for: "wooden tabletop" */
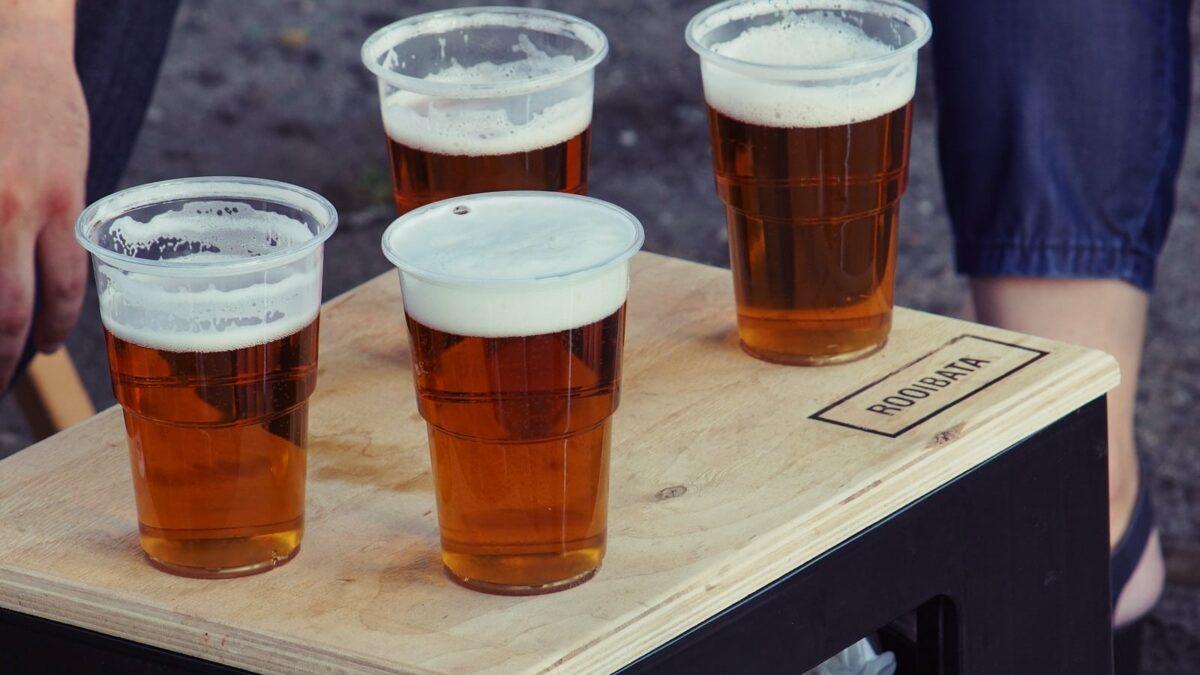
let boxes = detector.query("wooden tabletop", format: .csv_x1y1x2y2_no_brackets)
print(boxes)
0,253,1118,674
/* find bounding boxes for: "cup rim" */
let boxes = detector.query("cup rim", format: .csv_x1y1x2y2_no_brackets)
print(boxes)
685,0,932,80
360,6,609,98
75,176,339,276
381,191,645,288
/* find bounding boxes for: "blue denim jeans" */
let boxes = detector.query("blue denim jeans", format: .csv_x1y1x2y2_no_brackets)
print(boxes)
930,0,1193,291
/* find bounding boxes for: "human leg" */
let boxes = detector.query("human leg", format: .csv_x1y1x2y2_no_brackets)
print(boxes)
970,278,1163,626
930,0,1191,632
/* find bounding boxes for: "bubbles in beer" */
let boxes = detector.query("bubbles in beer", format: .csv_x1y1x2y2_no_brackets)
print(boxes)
104,201,314,260
96,201,323,353
383,193,642,338
701,12,916,128
712,13,889,66
418,34,580,84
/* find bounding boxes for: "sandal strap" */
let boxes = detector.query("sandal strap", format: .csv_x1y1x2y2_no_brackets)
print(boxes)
1112,484,1155,608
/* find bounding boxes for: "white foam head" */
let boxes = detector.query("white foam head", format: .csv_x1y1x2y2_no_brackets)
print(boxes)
379,31,594,156
381,80,592,157
381,192,644,338
76,179,337,353
688,0,929,128
364,8,604,157
102,200,315,261
361,8,608,96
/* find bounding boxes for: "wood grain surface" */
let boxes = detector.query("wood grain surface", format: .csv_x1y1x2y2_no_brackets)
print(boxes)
0,253,1118,674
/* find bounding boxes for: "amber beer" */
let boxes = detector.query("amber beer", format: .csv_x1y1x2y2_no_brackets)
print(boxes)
104,322,317,575
382,192,643,594
385,127,590,214
75,177,337,578
408,308,622,589
687,0,932,365
361,7,608,213
708,103,912,363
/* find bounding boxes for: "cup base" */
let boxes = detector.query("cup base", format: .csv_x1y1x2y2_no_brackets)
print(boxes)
444,563,598,596
145,544,300,579
140,522,303,579
740,338,886,366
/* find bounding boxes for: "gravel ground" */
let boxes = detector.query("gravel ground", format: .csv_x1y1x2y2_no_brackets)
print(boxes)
1,1,1196,670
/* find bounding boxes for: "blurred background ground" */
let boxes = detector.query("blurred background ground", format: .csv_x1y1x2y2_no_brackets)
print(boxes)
2,0,1198,670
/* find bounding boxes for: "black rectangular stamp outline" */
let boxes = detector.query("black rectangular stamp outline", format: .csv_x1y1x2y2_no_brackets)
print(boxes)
809,335,1050,438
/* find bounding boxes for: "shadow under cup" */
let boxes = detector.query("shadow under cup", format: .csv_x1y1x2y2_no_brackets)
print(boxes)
687,0,932,365
382,191,643,595
75,177,337,578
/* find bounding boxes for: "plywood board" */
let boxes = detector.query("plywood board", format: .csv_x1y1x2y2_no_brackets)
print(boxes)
0,253,1118,673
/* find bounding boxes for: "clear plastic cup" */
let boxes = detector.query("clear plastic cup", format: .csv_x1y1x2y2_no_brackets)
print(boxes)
687,0,931,365
381,191,643,594
75,177,337,578
361,7,608,213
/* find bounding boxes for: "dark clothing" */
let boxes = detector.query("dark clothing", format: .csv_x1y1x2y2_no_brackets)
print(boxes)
932,0,1193,291
76,0,181,203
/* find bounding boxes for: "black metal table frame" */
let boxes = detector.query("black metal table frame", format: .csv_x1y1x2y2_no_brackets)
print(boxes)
1,398,1112,674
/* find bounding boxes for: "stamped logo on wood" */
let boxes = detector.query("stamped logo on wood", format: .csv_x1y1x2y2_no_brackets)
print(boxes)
810,335,1049,438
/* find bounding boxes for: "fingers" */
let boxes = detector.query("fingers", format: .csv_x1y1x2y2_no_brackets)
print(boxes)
0,208,37,389
33,200,87,353
0,34,91,387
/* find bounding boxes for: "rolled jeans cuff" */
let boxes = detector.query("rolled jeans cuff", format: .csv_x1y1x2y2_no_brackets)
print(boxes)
954,240,1158,292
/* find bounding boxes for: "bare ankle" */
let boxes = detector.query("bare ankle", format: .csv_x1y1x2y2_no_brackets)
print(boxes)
1114,531,1164,627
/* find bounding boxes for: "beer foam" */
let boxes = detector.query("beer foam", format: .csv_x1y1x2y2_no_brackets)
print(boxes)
396,34,582,85
380,33,592,157
95,202,324,353
382,87,592,156
701,14,916,128
362,8,608,96
102,201,315,259
383,193,643,338
371,11,601,55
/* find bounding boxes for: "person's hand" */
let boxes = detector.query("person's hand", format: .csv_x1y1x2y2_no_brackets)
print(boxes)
0,0,89,389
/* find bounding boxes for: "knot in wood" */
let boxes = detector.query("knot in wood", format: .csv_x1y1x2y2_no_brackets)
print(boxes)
655,485,687,501
928,422,965,449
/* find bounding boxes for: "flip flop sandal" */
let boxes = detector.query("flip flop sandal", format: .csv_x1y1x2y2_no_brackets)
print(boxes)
1111,483,1155,675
